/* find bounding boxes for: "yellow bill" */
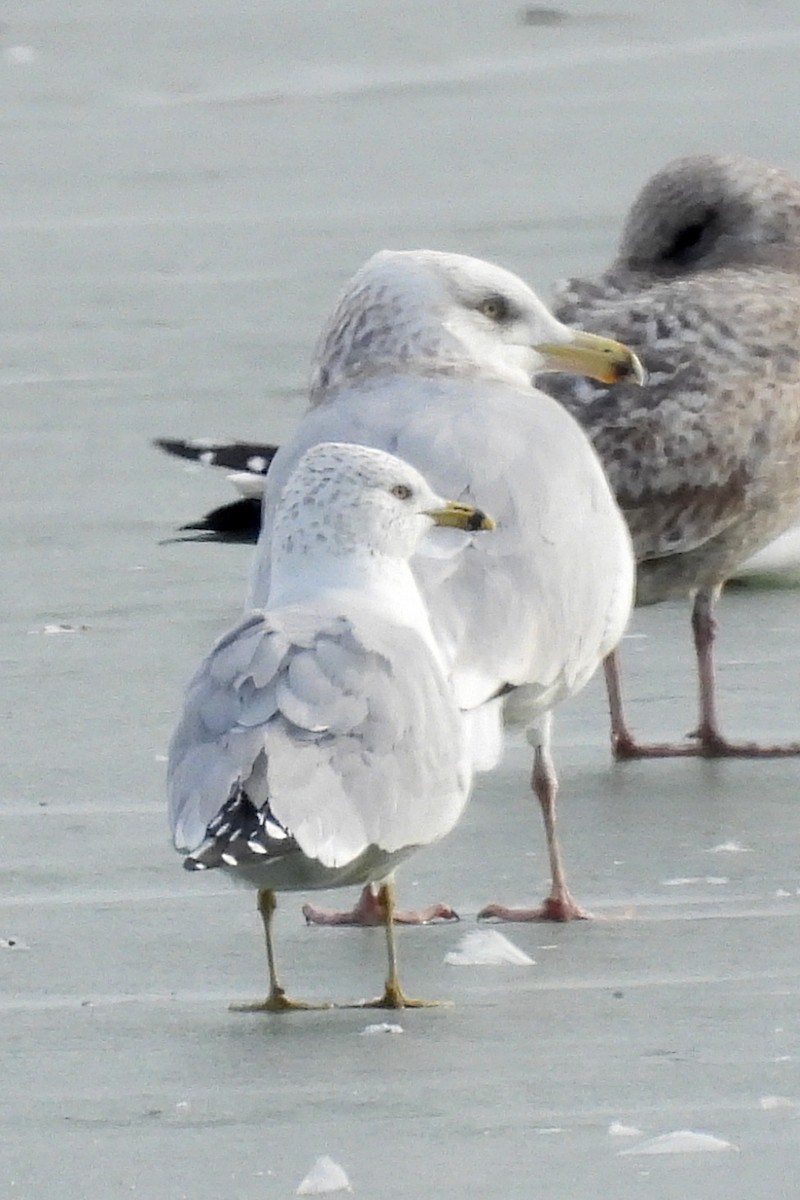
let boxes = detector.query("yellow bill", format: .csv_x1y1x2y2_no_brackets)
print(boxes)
427,500,496,532
535,330,646,385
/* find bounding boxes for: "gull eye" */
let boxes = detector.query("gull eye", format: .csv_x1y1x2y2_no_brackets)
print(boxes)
478,294,511,322
391,483,413,500
659,208,718,266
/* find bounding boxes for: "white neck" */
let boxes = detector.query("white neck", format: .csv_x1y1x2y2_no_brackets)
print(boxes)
267,548,444,667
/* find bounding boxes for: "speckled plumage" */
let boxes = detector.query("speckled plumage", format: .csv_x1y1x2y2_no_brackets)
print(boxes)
542,154,800,755
308,248,589,399
169,443,472,874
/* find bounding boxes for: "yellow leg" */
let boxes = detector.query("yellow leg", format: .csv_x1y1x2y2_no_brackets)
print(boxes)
359,881,449,1010
230,889,332,1013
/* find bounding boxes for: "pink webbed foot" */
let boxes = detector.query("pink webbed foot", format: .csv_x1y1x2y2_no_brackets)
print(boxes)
477,889,591,923
303,885,459,927
613,725,800,760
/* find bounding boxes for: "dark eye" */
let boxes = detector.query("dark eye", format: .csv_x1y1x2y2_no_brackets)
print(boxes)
659,208,718,266
391,484,412,500
478,294,511,322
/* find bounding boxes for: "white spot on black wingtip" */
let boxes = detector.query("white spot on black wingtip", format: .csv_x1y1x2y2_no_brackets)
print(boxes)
221,851,238,867
183,857,207,871
247,840,268,855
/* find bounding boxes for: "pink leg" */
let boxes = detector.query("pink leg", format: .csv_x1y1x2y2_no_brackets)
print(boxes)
302,883,459,927
607,588,800,759
603,650,641,759
478,714,590,923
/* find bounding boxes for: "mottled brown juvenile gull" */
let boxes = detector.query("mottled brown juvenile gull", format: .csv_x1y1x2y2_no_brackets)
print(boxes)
168,442,493,1010
248,249,642,924
544,153,800,758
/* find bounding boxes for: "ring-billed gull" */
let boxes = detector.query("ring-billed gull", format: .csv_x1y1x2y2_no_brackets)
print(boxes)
232,249,641,925
168,442,494,1010
544,153,800,758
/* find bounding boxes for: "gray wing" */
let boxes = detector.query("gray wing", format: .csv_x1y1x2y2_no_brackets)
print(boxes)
546,268,800,562
167,612,292,853
168,605,468,868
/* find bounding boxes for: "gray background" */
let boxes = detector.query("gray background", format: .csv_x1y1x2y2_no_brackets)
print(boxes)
1,2,799,1197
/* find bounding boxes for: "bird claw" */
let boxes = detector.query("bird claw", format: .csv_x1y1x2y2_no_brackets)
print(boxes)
303,890,459,926
477,896,592,922
230,989,333,1013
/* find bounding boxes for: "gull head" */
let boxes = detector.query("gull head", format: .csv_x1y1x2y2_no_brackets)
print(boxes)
310,249,644,397
616,153,800,276
273,441,494,566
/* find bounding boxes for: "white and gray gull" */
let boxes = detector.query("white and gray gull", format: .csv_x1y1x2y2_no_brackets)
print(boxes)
544,153,800,758
168,441,494,1010
246,248,641,924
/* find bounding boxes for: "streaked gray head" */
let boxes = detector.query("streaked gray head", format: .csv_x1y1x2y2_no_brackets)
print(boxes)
309,249,576,398
615,154,800,276
273,442,455,564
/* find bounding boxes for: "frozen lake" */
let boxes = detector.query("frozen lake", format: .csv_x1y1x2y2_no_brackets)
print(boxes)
2,2,800,1197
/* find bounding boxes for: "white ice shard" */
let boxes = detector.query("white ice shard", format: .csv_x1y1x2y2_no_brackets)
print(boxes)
608,1121,643,1137
444,929,534,966
618,1130,739,1156
759,1095,797,1110
296,1156,352,1195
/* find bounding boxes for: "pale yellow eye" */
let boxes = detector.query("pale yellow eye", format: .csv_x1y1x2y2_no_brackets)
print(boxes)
391,484,412,500
478,294,511,322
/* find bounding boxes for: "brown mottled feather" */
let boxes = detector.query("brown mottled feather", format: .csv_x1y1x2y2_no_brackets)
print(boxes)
542,154,800,604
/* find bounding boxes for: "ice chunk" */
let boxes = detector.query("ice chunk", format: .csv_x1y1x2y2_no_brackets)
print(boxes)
4,46,38,64
618,1130,739,1156
360,1023,403,1035
1,937,29,950
759,1095,797,1111
706,841,751,854
444,929,534,966
661,876,728,886
296,1156,352,1195
608,1121,643,1137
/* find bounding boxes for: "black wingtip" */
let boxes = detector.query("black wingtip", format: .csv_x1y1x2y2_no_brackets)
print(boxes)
154,437,279,474
173,498,262,544
153,437,205,462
